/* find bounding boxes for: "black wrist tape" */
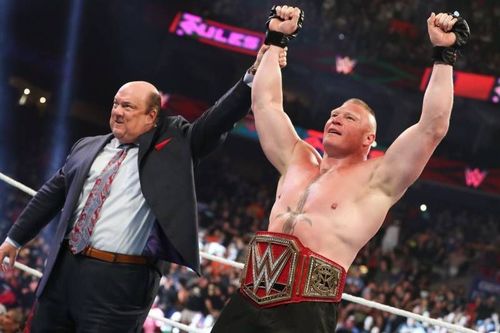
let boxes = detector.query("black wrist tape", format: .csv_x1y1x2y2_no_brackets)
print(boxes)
264,5,305,48
432,14,470,66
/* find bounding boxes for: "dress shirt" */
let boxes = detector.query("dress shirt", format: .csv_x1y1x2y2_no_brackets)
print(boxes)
67,138,156,255
6,73,254,252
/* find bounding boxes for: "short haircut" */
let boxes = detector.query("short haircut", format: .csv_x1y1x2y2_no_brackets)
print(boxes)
345,98,376,118
345,98,377,132
147,91,161,115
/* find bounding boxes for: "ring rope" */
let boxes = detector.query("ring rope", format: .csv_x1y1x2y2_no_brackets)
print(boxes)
0,171,479,333
0,172,37,196
147,312,210,333
200,251,245,269
3,257,43,278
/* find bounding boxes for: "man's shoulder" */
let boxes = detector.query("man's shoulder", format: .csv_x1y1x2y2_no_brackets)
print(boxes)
350,157,382,175
158,114,191,133
71,134,111,150
79,134,110,144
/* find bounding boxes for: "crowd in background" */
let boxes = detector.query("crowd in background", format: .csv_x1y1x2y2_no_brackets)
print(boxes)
203,0,500,76
1,0,500,329
1,132,499,332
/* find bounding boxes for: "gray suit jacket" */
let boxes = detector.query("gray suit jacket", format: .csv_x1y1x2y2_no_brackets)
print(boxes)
8,79,251,296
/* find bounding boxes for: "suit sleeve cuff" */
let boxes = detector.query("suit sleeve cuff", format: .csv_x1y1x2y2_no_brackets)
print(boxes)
243,71,254,88
6,237,21,249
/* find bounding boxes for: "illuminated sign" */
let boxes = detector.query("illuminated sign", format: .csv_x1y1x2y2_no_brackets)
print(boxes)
169,12,264,55
420,68,497,102
465,167,487,188
335,56,356,75
303,129,324,151
491,78,500,104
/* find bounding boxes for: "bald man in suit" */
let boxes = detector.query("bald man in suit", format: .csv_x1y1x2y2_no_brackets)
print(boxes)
0,45,286,331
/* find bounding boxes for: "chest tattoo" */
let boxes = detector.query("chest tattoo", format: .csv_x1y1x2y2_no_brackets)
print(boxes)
277,187,313,234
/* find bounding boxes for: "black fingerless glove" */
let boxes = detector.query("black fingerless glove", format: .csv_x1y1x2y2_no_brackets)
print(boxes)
432,14,471,66
264,5,305,48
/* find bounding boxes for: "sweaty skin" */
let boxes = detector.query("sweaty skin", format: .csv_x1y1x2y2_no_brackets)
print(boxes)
254,7,456,271
268,143,393,270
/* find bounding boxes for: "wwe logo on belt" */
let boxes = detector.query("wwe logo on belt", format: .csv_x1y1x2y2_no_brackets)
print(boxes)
251,244,293,294
241,236,299,305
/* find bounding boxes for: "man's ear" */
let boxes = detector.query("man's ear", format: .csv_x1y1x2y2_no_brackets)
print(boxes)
148,109,158,125
363,133,375,148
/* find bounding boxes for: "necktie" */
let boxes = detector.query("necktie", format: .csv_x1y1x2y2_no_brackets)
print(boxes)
69,144,134,254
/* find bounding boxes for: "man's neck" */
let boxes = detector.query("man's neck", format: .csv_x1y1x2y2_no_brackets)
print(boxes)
320,152,367,173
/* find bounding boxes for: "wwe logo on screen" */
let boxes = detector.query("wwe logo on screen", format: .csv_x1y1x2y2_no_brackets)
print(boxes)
464,167,487,188
335,56,356,74
169,12,263,55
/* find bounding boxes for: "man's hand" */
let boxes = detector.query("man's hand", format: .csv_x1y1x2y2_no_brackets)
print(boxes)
427,12,457,47
268,5,302,35
0,242,18,271
253,44,288,71
428,12,470,66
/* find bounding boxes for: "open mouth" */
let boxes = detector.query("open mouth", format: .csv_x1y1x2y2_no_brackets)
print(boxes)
328,128,341,135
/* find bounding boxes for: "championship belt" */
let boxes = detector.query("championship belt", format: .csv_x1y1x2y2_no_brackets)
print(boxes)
240,231,347,308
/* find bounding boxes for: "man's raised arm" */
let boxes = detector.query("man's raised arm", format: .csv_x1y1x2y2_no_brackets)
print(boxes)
252,6,304,175
370,12,470,201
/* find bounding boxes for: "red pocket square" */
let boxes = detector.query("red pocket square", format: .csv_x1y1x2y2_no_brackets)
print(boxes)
155,138,172,151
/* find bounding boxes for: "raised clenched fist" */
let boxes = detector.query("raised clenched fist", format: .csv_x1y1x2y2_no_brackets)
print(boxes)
427,12,458,47
268,5,302,35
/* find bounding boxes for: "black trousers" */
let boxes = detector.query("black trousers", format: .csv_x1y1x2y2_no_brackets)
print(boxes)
30,246,161,333
212,291,339,333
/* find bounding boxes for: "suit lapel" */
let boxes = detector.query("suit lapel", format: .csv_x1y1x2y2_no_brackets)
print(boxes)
137,117,175,166
78,134,114,182
137,128,156,166
67,134,113,210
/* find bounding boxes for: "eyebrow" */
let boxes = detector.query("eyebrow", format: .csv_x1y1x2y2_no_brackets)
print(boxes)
114,99,137,108
330,110,359,118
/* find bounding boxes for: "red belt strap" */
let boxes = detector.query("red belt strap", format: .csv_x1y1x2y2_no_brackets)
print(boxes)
240,231,347,308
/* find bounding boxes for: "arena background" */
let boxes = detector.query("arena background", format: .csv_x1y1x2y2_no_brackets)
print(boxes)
0,0,498,331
